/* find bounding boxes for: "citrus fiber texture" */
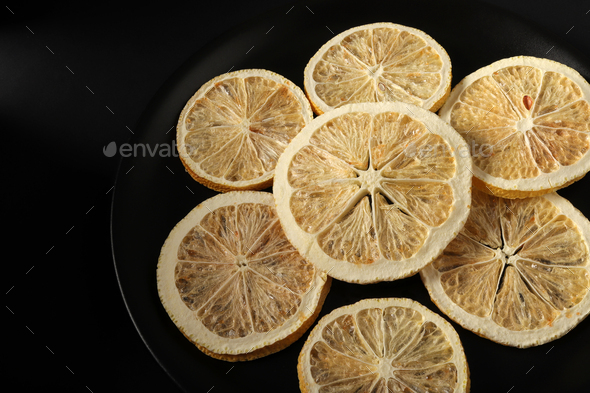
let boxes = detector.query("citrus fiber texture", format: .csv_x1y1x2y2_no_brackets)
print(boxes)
298,298,470,393
273,102,472,283
439,56,590,198
421,188,590,348
157,191,330,361
176,69,313,192
304,22,452,115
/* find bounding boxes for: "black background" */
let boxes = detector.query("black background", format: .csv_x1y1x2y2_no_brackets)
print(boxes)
3,1,590,392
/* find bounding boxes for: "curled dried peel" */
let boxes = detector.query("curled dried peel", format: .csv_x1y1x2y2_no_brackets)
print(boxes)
274,102,471,283
298,298,469,393
304,22,452,115
421,188,590,347
439,56,590,198
157,191,330,361
177,69,313,192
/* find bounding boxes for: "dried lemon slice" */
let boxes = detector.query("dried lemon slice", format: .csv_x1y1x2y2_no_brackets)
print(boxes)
157,191,330,361
421,188,590,348
273,102,472,283
439,56,590,198
298,298,470,393
304,22,452,115
177,69,313,192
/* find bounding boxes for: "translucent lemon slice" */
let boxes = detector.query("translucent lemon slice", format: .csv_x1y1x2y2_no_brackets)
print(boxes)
273,102,472,283
304,22,452,115
177,69,313,192
157,191,330,360
439,56,590,198
298,298,470,393
421,188,590,347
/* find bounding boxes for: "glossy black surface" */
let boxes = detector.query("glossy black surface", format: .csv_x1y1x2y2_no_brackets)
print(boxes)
111,1,590,392
4,1,589,392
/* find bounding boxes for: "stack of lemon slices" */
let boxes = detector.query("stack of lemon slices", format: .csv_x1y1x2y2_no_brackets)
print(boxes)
156,19,590,393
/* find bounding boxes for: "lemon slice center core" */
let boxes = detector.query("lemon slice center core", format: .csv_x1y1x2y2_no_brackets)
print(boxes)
235,254,249,268
239,118,252,133
377,358,395,378
494,247,521,266
357,166,382,194
505,254,520,266
368,64,384,78
516,117,534,133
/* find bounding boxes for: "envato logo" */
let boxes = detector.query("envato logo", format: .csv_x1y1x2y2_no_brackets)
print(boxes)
403,140,493,159
103,139,494,159
103,141,181,158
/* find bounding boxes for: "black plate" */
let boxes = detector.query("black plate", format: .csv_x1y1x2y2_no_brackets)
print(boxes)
111,0,590,392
